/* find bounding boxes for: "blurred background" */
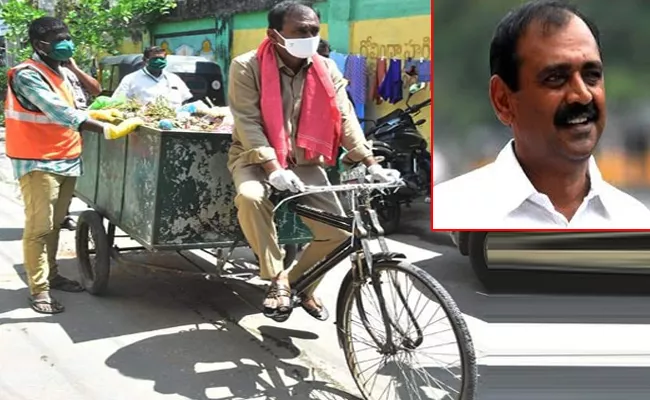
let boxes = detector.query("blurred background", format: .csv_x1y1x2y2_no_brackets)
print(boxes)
433,0,650,203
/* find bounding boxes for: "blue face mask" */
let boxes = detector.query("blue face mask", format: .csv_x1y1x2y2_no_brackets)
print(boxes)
40,39,75,61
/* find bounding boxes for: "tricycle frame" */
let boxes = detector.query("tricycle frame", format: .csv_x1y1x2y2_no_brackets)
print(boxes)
74,205,304,295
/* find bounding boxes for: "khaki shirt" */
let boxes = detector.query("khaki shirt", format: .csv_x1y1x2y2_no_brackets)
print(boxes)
226,48,372,172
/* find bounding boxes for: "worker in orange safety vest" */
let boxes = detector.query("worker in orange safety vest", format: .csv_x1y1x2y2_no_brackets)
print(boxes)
4,16,144,314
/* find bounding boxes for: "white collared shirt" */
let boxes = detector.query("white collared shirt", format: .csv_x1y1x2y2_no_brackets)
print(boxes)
432,139,650,229
111,68,192,109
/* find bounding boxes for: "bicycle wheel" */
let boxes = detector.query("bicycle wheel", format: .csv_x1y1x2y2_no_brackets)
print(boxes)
339,259,477,400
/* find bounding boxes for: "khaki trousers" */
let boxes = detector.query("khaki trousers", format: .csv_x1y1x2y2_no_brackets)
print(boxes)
19,171,77,296
232,164,350,296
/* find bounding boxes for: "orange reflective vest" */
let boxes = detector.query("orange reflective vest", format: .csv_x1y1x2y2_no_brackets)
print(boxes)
4,59,82,160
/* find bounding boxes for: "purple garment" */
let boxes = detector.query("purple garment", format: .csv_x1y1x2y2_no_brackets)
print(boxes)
343,54,367,122
378,58,403,104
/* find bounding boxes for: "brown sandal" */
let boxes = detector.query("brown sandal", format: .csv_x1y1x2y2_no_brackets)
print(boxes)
300,295,329,321
263,281,293,322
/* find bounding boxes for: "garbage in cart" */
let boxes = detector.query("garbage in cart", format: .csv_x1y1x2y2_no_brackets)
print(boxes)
88,95,235,133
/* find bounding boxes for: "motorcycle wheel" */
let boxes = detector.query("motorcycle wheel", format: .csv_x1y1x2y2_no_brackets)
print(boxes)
372,195,401,235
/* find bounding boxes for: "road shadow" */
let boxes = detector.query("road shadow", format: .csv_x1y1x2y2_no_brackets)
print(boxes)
0,227,23,241
2,244,360,398
1,253,273,344
0,287,31,316
104,326,359,400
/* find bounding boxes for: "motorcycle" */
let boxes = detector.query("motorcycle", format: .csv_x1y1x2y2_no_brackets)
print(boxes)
361,83,431,234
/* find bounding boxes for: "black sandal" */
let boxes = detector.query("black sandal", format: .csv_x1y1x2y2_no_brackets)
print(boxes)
61,216,77,231
30,296,65,314
49,275,85,293
263,281,293,322
300,295,329,321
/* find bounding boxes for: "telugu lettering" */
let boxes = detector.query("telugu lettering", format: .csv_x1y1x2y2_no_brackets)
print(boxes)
358,36,431,60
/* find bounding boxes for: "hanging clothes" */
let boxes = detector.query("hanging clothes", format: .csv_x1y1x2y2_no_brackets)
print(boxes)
344,54,368,123
368,57,387,105
403,58,419,90
329,50,348,75
417,59,431,83
378,58,403,104
404,58,419,77
403,68,419,89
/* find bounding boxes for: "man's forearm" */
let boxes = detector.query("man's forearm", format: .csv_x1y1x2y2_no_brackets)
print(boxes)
362,155,378,167
70,66,101,96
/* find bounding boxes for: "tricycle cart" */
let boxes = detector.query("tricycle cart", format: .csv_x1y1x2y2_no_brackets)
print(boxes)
73,126,312,294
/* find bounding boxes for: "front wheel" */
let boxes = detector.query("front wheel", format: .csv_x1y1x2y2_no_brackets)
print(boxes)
338,259,477,400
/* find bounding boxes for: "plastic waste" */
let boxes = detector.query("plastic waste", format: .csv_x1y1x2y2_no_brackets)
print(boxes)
158,119,175,130
176,103,197,114
89,95,126,110
175,100,210,115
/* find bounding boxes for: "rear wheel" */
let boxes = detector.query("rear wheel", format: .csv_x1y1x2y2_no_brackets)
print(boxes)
339,260,477,400
75,210,111,295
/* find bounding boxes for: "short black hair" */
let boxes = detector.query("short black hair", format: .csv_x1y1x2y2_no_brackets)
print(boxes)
143,46,165,59
28,17,68,46
489,0,601,92
268,1,318,31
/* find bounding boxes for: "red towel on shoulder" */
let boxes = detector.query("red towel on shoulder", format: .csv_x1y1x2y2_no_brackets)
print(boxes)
256,38,342,168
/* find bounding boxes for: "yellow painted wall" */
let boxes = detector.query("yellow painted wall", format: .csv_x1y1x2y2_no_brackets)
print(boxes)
231,25,329,58
349,15,431,146
97,33,148,60
117,36,146,54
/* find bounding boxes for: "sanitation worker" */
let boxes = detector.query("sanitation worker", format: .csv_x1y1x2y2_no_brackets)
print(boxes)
5,16,143,314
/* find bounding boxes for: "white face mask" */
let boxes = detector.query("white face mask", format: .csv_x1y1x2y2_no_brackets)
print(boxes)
274,30,320,59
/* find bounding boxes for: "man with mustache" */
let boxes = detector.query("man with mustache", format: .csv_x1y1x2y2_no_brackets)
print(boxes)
432,0,650,229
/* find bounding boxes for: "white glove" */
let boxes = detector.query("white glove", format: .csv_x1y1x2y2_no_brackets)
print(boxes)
367,164,401,183
268,169,305,193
